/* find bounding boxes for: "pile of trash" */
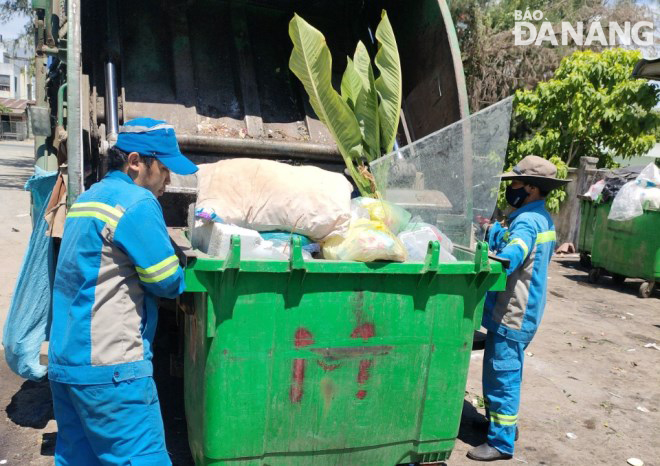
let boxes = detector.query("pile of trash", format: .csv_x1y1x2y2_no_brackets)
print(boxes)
582,163,660,221
190,159,455,263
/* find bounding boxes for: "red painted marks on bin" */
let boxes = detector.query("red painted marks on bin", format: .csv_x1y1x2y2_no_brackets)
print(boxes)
316,360,342,372
350,323,375,340
290,323,380,403
294,328,314,347
290,359,306,403
356,360,373,384
351,324,375,400
290,328,314,403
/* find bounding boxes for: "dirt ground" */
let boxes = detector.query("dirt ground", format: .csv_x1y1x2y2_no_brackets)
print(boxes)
0,140,658,465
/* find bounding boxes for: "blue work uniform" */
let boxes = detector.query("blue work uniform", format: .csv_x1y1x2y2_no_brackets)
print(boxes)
48,170,185,465
481,200,556,455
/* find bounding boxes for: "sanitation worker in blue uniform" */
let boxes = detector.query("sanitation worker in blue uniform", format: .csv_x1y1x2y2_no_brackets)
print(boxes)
468,156,569,462
48,118,197,465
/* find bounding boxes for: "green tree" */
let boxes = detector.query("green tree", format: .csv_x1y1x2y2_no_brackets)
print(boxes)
501,48,659,212
450,0,654,111
0,0,31,37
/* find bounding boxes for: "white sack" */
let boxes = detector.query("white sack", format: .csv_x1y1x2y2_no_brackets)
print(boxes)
196,159,352,241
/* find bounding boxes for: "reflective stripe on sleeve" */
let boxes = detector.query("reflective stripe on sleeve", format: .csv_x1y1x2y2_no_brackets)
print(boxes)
536,230,556,244
136,255,179,283
507,238,529,257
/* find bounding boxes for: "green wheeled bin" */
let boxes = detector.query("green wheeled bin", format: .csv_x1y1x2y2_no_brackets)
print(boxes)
587,200,660,298
179,234,505,465
577,195,600,268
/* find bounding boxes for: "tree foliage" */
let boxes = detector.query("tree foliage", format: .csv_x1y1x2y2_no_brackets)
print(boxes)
450,0,655,112
500,48,659,212
0,0,32,38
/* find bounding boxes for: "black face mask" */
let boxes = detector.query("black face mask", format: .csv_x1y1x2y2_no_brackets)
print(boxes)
505,185,529,208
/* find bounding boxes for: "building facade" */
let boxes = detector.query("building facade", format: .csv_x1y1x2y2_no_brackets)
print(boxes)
0,36,34,139
0,36,34,100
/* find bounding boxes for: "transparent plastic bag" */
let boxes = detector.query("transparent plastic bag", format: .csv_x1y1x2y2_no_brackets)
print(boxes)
322,219,408,262
255,240,313,260
352,197,412,234
609,163,660,221
608,181,644,221
351,203,370,222
398,220,456,262
260,232,318,259
637,162,660,188
583,180,605,201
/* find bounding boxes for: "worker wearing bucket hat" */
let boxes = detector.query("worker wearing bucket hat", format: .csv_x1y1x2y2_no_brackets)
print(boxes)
48,118,197,465
468,156,570,462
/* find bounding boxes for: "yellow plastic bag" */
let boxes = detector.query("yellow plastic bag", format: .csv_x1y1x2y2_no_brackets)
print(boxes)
352,197,411,234
322,219,408,262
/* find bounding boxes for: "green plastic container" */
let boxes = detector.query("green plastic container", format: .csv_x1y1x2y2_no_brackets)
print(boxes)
577,196,598,265
182,237,505,465
588,201,660,298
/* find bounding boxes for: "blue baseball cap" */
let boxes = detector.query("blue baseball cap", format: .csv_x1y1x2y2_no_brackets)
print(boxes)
114,117,198,175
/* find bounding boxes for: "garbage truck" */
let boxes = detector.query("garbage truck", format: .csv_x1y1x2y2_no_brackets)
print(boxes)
25,0,511,464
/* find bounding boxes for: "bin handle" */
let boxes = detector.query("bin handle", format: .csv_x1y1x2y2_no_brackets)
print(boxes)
289,236,306,271
223,235,242,270
422,241,441,273
474,242,490,274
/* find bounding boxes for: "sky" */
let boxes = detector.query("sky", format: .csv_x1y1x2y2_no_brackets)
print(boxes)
0,13,29,40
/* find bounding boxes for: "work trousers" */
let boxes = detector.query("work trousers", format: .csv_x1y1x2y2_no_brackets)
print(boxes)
50,376,171,466
482,331,529,455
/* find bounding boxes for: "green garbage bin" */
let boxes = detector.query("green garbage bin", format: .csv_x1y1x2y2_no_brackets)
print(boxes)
577,195,599,267
180,236,505,465
587,200,659,298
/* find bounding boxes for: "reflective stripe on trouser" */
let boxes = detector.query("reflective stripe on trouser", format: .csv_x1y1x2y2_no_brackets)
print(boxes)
50,377,171,466
482,331,528,455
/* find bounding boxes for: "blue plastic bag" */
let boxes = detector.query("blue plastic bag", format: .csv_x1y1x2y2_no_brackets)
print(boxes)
2,167,57,380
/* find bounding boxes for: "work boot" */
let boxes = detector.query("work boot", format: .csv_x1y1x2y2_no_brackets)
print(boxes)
467,443,513,461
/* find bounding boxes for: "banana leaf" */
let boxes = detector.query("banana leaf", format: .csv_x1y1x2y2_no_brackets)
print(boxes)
374,10,402,154
341,58,361,110
289,14,372,195
352,41,381,162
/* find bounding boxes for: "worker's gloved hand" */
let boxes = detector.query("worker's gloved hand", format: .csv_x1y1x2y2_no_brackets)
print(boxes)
487,221,507,252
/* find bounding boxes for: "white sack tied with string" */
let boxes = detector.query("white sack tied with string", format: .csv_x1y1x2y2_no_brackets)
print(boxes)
195,158,352,241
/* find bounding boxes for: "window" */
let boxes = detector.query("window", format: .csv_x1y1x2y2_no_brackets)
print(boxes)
0,74,9,92
27,83,32,101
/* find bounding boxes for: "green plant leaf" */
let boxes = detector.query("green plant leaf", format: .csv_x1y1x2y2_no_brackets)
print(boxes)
288,14,371,194
340,58,361,109
374,10,402,154
352,41,380,161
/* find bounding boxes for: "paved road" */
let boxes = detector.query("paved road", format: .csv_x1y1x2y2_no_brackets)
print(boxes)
0,140,56,465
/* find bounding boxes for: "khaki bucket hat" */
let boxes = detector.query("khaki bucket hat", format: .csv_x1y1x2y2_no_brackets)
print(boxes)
500,155,571,192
